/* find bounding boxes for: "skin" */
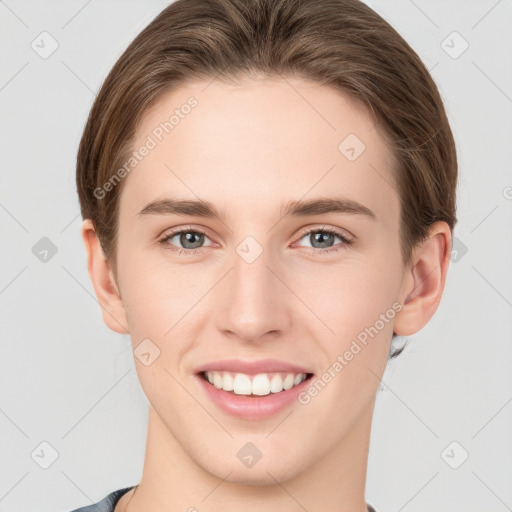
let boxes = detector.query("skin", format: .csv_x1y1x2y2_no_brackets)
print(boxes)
82,75,451,512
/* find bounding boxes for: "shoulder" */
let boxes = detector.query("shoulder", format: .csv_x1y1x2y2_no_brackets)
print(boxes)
68,486,135,512
68,488,377,512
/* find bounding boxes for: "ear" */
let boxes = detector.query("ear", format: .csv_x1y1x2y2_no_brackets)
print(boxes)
393,221,452,336
81,219,129,334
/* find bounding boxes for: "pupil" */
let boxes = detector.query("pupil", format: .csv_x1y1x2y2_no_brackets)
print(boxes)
181,232,203,249
312,232,333,249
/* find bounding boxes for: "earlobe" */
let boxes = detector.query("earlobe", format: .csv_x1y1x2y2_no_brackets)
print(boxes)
393,221,451,336
81,219,129,334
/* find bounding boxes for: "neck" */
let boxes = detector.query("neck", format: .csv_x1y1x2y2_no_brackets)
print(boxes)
120,401,375,512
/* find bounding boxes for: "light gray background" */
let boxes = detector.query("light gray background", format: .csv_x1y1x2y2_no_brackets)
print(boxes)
1,0,511,511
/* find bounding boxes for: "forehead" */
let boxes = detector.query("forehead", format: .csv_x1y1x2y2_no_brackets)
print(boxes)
120,76,399,225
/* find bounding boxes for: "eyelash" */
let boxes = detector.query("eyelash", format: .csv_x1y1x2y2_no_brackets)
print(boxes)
157,226,353,256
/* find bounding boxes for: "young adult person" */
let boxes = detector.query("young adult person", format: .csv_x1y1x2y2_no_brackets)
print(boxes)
71,0,457,510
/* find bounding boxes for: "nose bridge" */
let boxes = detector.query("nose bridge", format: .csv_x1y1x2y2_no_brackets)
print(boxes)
232,238,270,295
217,234,290,340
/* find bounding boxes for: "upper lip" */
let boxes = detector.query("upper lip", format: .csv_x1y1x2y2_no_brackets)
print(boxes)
194,358,313,375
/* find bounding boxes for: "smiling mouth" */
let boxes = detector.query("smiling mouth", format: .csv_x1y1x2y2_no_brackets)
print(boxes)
199,370,314,396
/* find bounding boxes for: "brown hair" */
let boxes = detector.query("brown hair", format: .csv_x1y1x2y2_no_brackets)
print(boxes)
76,0,458,357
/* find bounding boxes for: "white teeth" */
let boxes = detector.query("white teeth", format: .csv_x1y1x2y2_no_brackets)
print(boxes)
270,374,283,393
233,373,252,395
282,374,294,390
223,372,234,391
204,371,308,395
213,372,223,389
252,373,271,396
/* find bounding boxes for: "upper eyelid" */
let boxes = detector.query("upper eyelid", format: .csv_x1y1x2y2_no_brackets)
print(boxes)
159,226,209,241
296,225,353,240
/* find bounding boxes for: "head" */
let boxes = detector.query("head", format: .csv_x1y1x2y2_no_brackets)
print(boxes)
78,0,456,486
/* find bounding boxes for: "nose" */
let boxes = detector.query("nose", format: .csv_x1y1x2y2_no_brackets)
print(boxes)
215,245,292,343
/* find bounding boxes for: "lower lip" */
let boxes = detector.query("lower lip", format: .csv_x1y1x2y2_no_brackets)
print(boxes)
195,373,313,420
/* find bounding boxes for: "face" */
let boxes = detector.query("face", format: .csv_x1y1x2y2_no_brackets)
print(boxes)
111,76,408,483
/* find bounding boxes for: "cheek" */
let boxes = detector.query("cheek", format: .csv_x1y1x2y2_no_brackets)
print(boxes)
301,255,401,342
117,247,200,332
303,260,399,415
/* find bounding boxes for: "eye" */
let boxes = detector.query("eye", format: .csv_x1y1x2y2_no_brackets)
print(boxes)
158,225,353,256
158,227,214,254
294,226,353,254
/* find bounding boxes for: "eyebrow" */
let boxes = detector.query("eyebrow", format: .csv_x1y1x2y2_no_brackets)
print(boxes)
137,196,376,221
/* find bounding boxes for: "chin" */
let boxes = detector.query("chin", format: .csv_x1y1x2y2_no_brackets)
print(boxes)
195,447,306,487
